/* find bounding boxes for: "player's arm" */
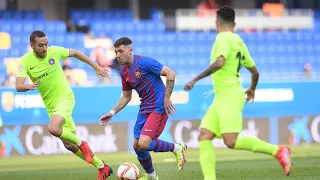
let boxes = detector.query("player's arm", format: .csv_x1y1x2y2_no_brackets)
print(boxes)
191,56,225,83
68,49,108,77
242,45,259,91
243,46,259,102
100,90,132,125
15,61,39,92
15,77,39,92
185,35,229,91
68,49,100,70
246,66,259,90
111,90,132,114
160,66,176,99
100,74,133,125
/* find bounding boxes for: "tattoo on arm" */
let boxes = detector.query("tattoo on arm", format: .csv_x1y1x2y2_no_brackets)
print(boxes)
112,96,131,113
195,60,222,81
250,72,259,90
165,80,175,98
113,102,123,112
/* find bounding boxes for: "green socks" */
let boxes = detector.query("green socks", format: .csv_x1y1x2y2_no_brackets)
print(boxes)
60,128,104,169
199,140,217,180
199,136,278,180
75,150,103,169
59,127,81,145
234,136,278,156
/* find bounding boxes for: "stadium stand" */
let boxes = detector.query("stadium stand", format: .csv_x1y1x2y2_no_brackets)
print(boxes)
0,9,319,86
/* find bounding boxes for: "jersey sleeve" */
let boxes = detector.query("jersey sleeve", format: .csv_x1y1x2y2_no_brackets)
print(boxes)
16,58,28,78
52,46,69,60
212,34,231,60
241,44,256,68
142,58,164,75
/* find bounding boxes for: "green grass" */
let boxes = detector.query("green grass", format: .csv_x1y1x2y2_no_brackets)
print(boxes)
0,145,320,180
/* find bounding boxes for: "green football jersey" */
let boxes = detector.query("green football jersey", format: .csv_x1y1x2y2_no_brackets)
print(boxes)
210,32,255,94
16,46,74,109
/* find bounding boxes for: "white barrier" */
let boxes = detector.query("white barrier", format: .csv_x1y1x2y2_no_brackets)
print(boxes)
176,9,314,31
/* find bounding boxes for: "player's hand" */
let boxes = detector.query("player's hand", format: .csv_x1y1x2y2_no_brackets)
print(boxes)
95,66,109,79
164,98,176,116
184,80,196,91
28,80,40,90
245,88,255,103
99,113,113,126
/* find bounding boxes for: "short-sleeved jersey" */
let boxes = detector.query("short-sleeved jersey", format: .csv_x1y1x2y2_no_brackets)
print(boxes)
16,46,74,109
210,32,255,94
120,55,165,114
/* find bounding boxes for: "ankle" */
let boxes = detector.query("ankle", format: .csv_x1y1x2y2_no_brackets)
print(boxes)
147,171,156,177
77,140,82,147
173,143,181,153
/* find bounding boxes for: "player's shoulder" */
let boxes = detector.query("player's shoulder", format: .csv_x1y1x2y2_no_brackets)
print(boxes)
136,55,149,62
136,55,159,70
136,55,157,64
48,45,66,52
19,51,33,64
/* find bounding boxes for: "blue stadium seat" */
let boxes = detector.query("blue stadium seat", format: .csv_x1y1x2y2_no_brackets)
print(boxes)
1,12,320,84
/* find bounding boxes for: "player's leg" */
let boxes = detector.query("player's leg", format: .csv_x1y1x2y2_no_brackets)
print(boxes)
133,113,158,180
199,104,220,180
138,112,187,170
62,139,103,168
223,132,291,176
218,91,291,176
61,139,112,180
48,112,95,163
60,113,113,180
47,100,95,163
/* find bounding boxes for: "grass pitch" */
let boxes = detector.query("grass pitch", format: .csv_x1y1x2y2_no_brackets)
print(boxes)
0,145,320,180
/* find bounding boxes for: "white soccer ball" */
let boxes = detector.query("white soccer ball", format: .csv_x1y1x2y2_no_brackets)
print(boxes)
117,162,140,180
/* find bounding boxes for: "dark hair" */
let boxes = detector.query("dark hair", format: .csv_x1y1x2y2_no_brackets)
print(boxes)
114,37,132,47
30,30,46,43
217,6,235,23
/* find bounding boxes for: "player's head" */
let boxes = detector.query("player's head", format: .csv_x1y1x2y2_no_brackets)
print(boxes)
216,6,236,32
114,37,133,65
30,30,48,58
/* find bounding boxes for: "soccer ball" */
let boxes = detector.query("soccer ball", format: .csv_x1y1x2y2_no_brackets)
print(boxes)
117,162,140,180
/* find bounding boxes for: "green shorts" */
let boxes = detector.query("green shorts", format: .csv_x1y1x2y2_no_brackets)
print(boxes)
48,98,76,132
200,89,245,138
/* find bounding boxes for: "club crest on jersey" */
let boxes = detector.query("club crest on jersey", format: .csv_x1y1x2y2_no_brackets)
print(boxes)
135,70,142,78
48,58,55,65
18,65,23,73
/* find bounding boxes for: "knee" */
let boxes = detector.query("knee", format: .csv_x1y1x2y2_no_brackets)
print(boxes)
198,129,215,141
133,142,140,150
137,140,150,150
223,135,238,149
48,124,62,137
224,140,236,149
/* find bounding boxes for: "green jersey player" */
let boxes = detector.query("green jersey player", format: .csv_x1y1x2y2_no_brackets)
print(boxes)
184,6,291,180
15,30,112,180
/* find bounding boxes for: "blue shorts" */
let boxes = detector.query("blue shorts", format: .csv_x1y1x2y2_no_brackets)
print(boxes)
134,112,168,139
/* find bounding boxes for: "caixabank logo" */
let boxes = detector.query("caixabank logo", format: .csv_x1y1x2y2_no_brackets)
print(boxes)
279,116,320,145
0,122,129,157
0,125,25,158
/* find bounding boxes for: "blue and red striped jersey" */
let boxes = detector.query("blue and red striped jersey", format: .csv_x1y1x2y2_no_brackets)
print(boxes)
120,55,166,114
